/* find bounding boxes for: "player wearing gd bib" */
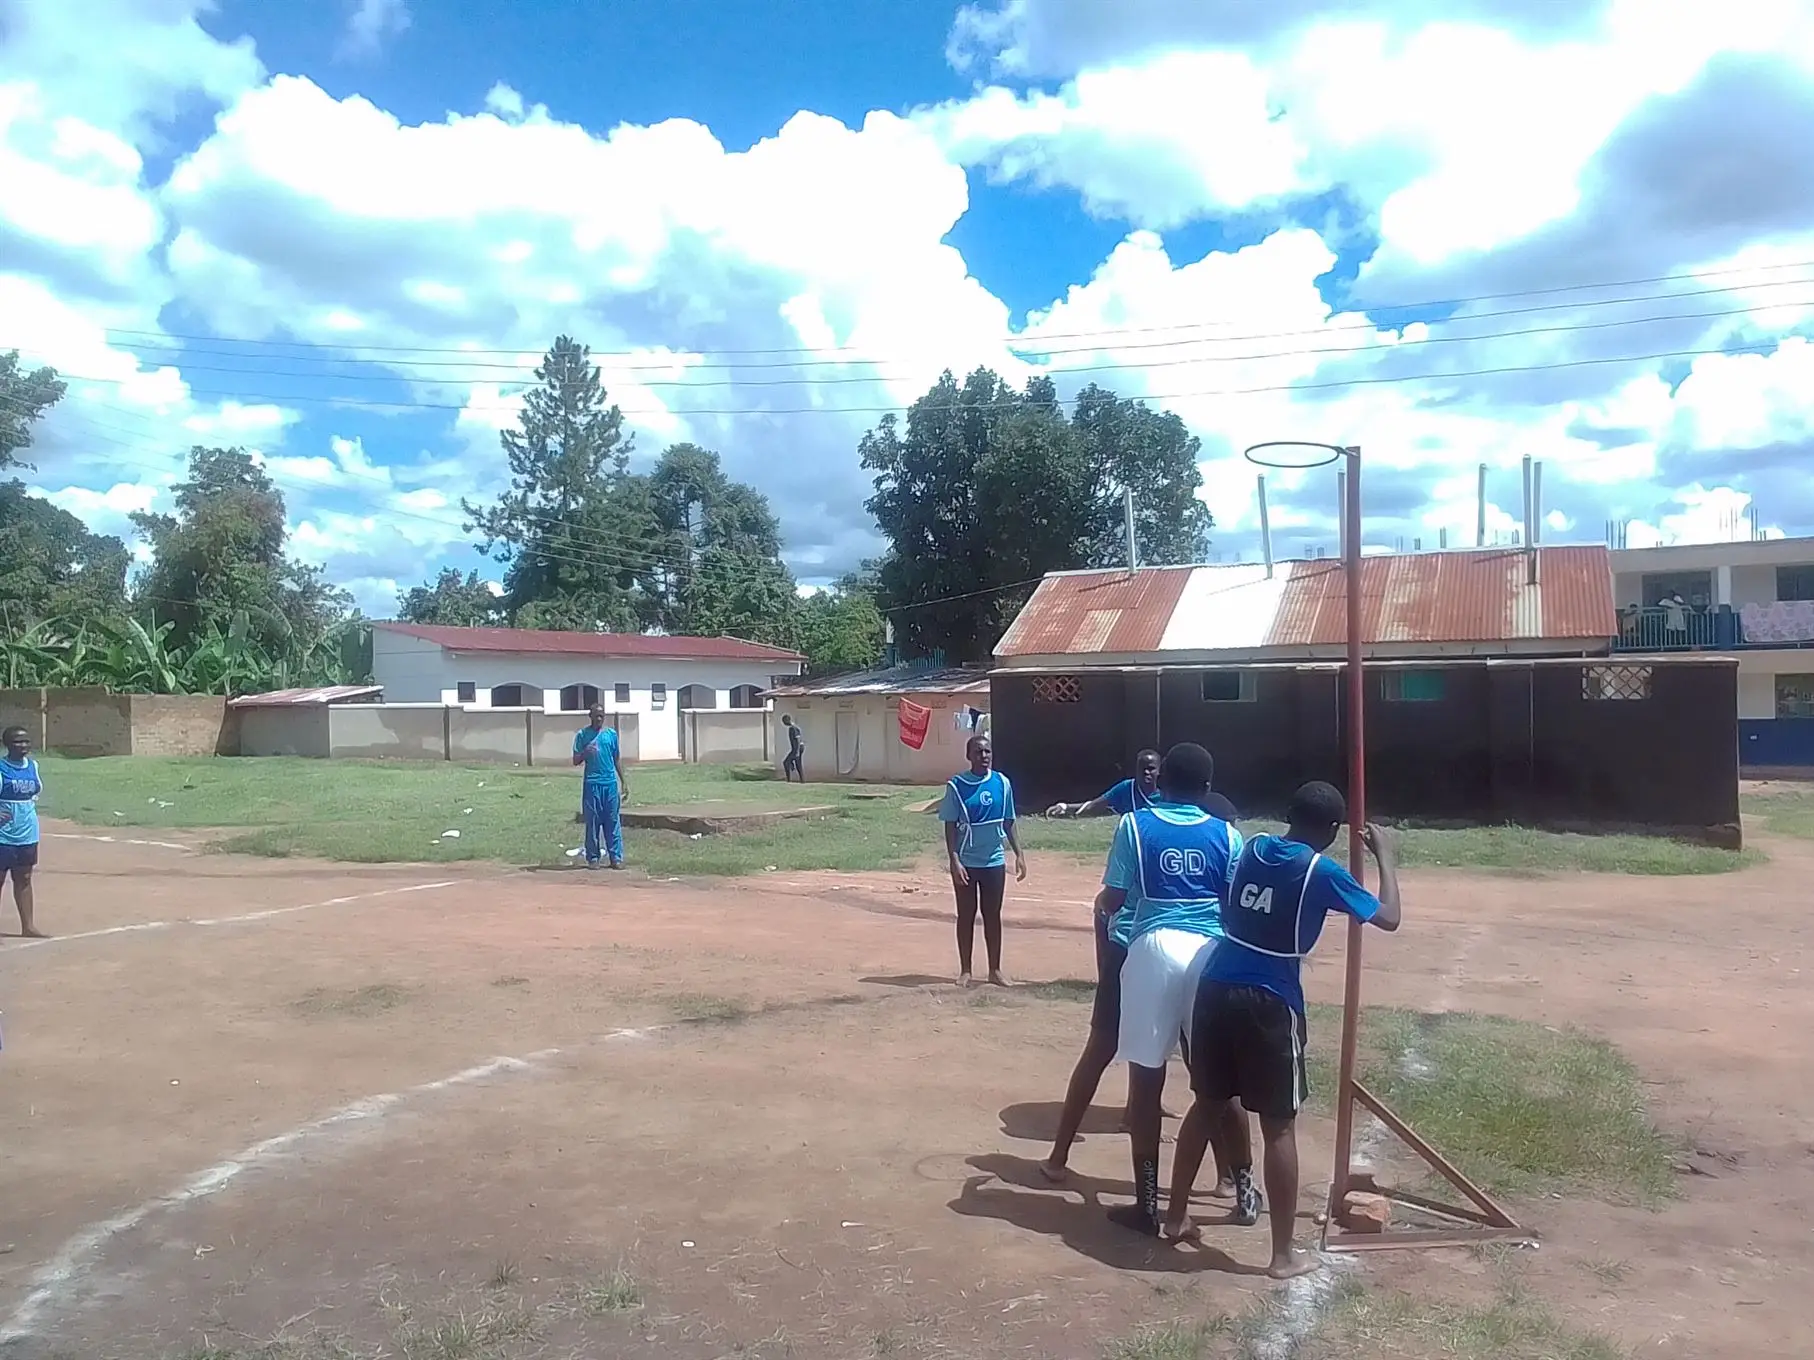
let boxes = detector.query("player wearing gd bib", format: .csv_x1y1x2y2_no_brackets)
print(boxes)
1166,780,1402,1278
1099,742,1242,1237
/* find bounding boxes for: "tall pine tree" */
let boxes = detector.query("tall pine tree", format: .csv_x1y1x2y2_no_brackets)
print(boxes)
462,336,658,631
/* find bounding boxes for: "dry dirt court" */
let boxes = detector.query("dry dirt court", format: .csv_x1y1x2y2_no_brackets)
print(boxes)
1,823,1810,1359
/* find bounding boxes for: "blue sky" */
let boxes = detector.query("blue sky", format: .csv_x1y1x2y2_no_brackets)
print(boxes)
5,0,1814,613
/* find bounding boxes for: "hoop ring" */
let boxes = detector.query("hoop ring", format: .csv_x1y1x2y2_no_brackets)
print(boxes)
1243,440,1350,470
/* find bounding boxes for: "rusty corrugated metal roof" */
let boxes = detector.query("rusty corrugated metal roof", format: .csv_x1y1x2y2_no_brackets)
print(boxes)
995,547,1616,659
994,566,1194,659
767,665,990,698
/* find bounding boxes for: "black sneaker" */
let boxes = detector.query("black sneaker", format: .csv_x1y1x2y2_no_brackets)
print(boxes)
1233,1172,1263,1227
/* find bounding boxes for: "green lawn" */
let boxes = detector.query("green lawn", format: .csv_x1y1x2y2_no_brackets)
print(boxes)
35,755,1756,878
1743,784,1814,840
1022,985,1677,1206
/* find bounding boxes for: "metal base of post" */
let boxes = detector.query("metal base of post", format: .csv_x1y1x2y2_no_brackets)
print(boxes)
1322,1079,1534,1255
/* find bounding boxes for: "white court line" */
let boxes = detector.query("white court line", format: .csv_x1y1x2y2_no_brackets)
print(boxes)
11,881,456,950
0,1024,670,1342
48,833,193,852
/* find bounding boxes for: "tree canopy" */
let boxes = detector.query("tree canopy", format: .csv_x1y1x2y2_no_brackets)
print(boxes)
861,368,1212,662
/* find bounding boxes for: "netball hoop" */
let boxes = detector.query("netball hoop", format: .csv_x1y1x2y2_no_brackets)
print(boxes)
1241,438,1529,1255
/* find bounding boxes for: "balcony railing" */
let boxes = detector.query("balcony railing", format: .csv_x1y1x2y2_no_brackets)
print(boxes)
1612,602,1814,652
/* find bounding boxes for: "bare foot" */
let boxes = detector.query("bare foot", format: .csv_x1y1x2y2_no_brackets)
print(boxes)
1161,1215,1202,1244
987,970,1009,987
20,927,46,939
1207,1177,1236,1202
1268,1248,1320,1281
958,972,974,989
1038,1159,1069,1185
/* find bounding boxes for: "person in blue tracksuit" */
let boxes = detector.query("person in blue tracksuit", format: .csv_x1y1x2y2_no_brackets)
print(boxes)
1165,780,1402,1277
939,734,1026,987
0,725,45,939
1097,742,1244,1237
572,703,629,870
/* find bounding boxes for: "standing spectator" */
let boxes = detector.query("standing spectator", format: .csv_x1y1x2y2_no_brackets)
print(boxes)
940,734,1026,987
0,725,45,939
781,714,805,783
572,704,628,870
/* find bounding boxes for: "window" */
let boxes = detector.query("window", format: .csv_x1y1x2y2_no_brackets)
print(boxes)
1380,670,1445,702
1776,674,1814,719
729,684,762,709
1030,675,1081,704
558,683,600,712
651,682,667,709
1583,664,1652,701
1200,671,1255,702
1641,571,1713,609
614,683,631,704
1777,566,1814,603
489,683,541,708
456,681,476,704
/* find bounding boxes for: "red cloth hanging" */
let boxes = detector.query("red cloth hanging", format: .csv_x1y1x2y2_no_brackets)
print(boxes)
898,699,932,749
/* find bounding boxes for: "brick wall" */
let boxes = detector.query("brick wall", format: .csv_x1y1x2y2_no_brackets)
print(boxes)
0,689,47,749
44,688,133,757
127,695,232,756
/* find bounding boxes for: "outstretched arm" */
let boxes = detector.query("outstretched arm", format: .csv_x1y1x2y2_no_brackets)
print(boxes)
1362,824,1402,931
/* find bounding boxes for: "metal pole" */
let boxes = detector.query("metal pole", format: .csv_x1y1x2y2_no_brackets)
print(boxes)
1336,470,1347,558
1257,474,1274,579
1476,464,1487,546
1124,486,1138,573
1330,445,1367,1220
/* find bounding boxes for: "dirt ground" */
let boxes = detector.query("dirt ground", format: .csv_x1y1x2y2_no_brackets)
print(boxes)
1,820,1809,1359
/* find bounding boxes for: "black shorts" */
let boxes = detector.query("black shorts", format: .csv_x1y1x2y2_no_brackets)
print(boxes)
1090,913,1127,1037
0,843,39,874
1190,982,1308,1121
953,864,1006,914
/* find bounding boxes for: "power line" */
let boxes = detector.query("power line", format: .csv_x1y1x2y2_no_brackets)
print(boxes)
20,335,1798,418
26,271,1814,382
63,255,1814,360
35,287,1812,392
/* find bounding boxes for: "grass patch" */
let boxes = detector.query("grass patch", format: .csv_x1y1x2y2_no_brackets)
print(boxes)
1103,1318,1233,1359
1304,1005,1678,1204
1022,977,1097,1002
1300,1276,1626,1360
290,983,412,1019
666,992,752,1024
572,1268,643,1317
36,754,1754,876
1743,786,1814,840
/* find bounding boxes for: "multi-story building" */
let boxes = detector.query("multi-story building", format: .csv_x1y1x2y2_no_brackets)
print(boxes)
1611,536,1814,769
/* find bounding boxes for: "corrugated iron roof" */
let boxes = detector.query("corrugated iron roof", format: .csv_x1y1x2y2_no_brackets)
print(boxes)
374,622,804,663
229,684,385,708
993,565,1194,659
767,665,990,698
995,546,1616,660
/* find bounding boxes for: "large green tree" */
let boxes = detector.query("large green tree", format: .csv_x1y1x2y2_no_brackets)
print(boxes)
396,567,500,627
646,442,798,642
1,350,65,472
0,481,131,629
860,370,1212,662
131,446,349,654
462,335,657,631
797,588,885,674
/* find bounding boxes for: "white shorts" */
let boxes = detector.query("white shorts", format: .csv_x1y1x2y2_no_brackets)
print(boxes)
1116,928,1218,1070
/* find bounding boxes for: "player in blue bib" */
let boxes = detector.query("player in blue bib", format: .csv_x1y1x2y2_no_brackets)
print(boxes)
571,703,629,870
1095,742,1244,1237
1040,747,1238,1192
1043,749,1160,819
1164,781,1402,1278
938,735,1025,987
0,725,46,939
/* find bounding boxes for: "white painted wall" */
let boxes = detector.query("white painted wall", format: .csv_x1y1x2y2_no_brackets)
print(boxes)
370,630,799,761
1737,652,1814,720
773,692,987,784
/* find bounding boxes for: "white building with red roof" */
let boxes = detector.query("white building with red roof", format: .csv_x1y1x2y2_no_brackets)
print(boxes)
371,623,805,761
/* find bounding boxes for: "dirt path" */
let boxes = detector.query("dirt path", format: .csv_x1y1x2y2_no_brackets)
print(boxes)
0,822,1808,1357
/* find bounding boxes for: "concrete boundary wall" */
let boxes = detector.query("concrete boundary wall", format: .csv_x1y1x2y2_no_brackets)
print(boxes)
2,689,230,757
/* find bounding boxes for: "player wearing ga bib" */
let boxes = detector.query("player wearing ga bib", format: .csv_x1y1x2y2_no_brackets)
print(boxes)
1166,781,1403,1279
